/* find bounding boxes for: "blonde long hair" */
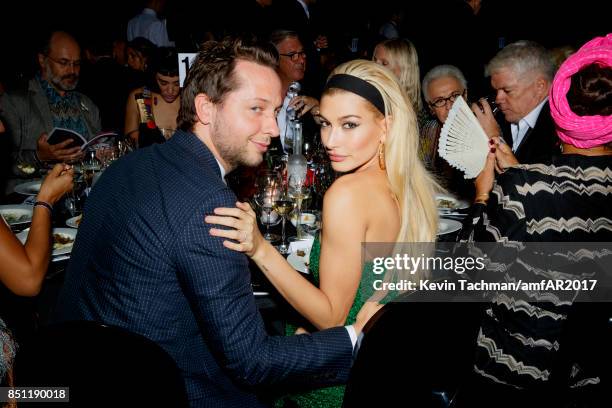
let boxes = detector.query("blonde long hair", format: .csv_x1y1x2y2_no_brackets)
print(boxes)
376,39,423,115
325,60,439,244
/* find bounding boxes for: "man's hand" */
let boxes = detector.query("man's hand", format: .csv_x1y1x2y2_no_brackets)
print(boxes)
314,35,328,50
471,98,501,139
37,133,84,163
289,95,320,118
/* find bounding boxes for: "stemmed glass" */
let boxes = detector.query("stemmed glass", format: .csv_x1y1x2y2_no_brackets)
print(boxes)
97,144,120,169
65,169,83,217
288,173,310,240
274,187,296,255
253,170,282,242
301,210,322,237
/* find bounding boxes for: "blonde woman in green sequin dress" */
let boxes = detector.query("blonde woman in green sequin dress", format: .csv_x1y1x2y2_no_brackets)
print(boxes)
206,60,439,407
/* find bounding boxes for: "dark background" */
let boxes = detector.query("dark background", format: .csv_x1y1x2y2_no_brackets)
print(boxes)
0,0,609,90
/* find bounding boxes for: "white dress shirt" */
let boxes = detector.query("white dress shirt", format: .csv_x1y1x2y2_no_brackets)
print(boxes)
213,157,227,185
277,92,296,152
510,98,547,152
127,8,174,47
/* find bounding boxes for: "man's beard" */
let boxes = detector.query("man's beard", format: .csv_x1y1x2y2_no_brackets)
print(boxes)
211,119,263,171
44,62,79,92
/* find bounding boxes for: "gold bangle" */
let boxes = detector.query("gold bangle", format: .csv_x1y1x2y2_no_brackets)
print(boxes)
474,193,489,205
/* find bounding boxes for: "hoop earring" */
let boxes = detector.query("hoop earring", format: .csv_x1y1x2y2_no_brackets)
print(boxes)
378,143,386,170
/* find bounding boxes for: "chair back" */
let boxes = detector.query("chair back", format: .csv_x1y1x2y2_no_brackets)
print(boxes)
343,290,484,407
14,320,188,407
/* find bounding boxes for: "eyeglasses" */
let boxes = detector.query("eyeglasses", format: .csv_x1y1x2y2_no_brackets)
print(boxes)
279,51,307,62
46,55,81,68
428,89,466,108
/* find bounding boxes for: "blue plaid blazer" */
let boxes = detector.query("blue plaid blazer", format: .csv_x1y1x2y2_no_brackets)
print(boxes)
55,130,353,407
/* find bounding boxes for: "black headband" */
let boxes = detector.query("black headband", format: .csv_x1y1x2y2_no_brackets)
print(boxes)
323,74,386,114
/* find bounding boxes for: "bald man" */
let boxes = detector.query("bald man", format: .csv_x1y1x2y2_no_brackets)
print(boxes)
0,31,100,194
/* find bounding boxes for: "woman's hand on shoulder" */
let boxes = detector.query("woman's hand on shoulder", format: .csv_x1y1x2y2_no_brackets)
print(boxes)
205,201,265,258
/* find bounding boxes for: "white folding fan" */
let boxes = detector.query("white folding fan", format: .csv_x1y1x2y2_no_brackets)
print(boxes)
438,96,490,179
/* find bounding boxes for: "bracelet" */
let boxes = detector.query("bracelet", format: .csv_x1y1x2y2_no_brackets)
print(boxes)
474,193,489,205
34,201,53,214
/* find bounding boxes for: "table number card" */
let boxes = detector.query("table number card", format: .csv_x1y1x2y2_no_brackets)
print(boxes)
178,53,198,87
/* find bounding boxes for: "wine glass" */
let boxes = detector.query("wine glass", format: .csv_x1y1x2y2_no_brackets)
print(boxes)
65,169,83,217
81,149,101,190
253,170,281,242
273,188,295,254
98,145,119,168
288,173,310,240
301,210,322,237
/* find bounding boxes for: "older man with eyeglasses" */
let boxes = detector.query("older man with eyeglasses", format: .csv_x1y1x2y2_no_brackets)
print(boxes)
0,30,101,194
420,64,474,198
269,30,319,153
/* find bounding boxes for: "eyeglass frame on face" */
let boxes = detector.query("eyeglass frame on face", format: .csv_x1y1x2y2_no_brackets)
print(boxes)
428,89,466,108
46,55,82,69
279,51,307,62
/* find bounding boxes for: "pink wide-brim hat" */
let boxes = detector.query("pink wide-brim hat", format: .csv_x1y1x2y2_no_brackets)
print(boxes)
549,33,612,149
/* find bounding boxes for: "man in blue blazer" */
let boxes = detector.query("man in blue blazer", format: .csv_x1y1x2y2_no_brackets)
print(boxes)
55,38,372,407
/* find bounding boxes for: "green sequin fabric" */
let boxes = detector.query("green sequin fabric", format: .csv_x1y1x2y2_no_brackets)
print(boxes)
275,236,392,408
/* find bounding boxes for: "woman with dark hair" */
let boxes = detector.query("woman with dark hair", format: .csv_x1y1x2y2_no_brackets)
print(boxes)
123,37,157,107
459,34,612,406
124,47,180,147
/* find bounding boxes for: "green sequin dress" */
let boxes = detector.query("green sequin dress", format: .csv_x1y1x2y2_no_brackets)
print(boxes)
274,236,392,408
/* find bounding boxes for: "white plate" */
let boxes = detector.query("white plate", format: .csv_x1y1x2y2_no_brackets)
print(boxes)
66,214,83,229
289,212,316,227
436,194,469,212
287,251,310,274
437,218,463,236
0,204,33,226
16,227,77,257
14,180,43,196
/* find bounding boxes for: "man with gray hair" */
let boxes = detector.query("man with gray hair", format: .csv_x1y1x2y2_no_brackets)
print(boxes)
422,64,469,125
479,40,559,164
420,64,473,198
269,29,319,153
